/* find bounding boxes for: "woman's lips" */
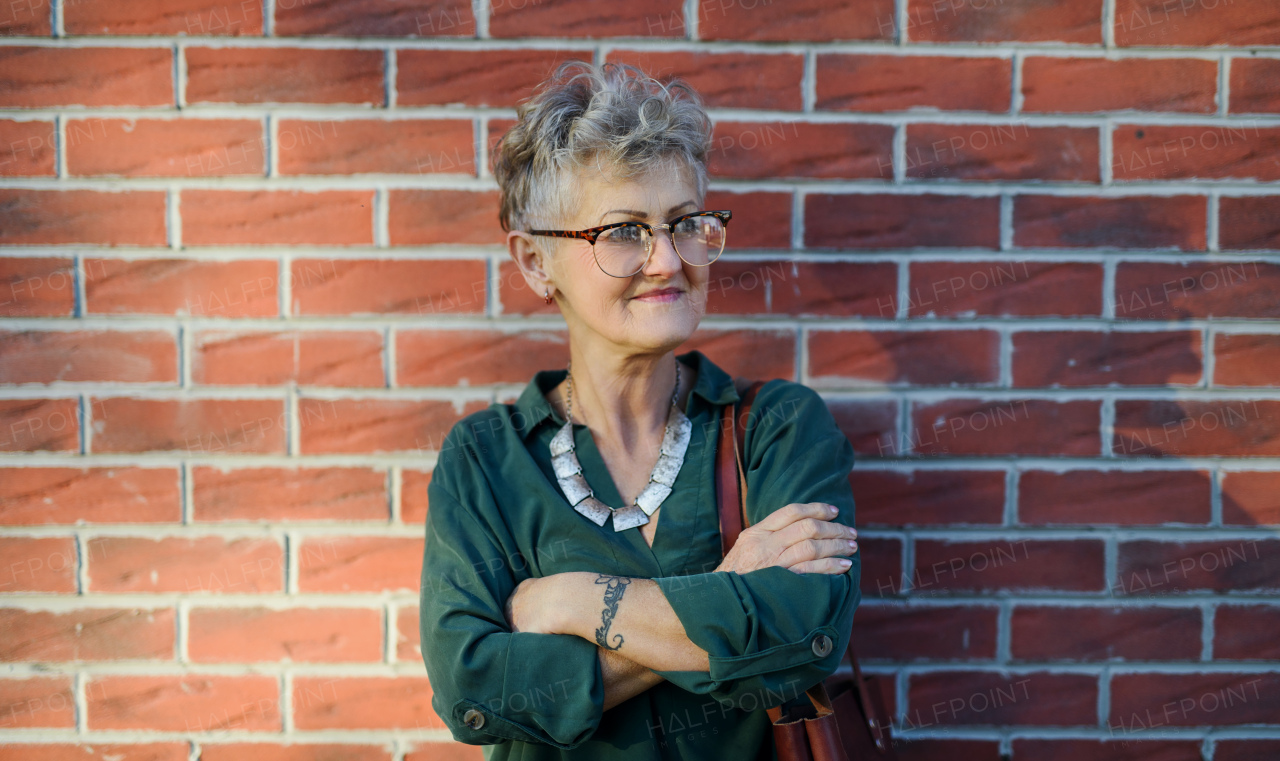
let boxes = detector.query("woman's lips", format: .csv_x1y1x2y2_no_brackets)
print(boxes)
633,288,682,302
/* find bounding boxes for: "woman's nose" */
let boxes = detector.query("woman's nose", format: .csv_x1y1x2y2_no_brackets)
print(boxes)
643,227,683,276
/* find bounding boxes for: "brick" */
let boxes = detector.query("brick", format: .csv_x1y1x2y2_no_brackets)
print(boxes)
192,329,383,387
708,261,897,318
278,119,474,176
1222,472,1280,526
905,123,1099,182
1114,124,1280,181
84,258,277,317
1215,741,1280,761
1115,261,1280,320
276,0,472,36
299,397,486,455
907,261,1103,318
1022,57,1217,114
398,49,585,107
201,746,393,761
188,607,383,663
0,537,77,593
806,194,1000,250
0,398,79,452
677,329,796,380
0,608,175,661
0,676,75,728
192,466,388,522
0,0,51,35
0,257,74,317
1010,606,1201,661
396,605,420,661
0,189,166,246
297,536,423,593
90,397,287,455
397,329,569,386
913,539,1105,593
0,120,55,176
906,0,1101,43
489,0,682,38
704,190,791,250
65,0,262,34
1220,196,1280,250
828,399,899,458
388,190,502,245
1215,605,1280,660
182,190,374,246
854,604,998,660
291,259,487,316
700,0,892,41
1019,470,1210,526
604,50,804,110
906,671,1098,727
851,470,1004,526
1110,672,1280,728
401,470,432,524
66,118,263,177
910,399,1100,457
1115,0,1280,46
708,121,894,180
1230,58,1280,114
859,538,903,598
891,740,1002,761
0,467,180,525
88,536,283,594
809,329,999,386
88,675,279,731
294,675,438,730
185,47,383,104
0,329,176,384
0,745,188,761
1112,400,1280,457
1013,194,1206,251
1115,539,1280,594
1216,334,1280,387
1011,740,1203,761
816,54,1010,113
0,47,172,108
1012,330,1202,387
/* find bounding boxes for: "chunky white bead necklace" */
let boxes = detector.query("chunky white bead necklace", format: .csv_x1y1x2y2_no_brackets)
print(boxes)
549,357,693,532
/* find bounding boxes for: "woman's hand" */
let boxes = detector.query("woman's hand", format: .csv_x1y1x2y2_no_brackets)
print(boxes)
714,502,857,575
503,576,557,634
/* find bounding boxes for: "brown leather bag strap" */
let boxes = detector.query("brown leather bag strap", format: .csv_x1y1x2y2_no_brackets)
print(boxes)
717,378,765,558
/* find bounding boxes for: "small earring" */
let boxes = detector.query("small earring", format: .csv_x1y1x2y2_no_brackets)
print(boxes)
543,289,553,304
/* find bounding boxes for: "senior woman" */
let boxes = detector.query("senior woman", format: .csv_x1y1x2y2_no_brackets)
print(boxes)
419,61,861,760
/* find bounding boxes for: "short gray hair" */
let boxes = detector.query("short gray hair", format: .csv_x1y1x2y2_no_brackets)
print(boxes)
492,60,714,237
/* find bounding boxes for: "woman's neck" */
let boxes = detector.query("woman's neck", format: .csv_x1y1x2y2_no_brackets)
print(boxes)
551,347,689,453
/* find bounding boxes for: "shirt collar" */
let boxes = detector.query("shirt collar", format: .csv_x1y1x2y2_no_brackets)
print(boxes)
512,349,741,442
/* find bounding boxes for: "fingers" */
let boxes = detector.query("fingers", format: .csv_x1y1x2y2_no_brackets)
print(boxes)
754,501,836,532
787,557,855,575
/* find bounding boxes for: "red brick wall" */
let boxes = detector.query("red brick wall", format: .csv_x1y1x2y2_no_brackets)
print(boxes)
1,1,1278,759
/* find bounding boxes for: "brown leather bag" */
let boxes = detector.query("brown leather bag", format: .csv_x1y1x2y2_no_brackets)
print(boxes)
716,378,898,761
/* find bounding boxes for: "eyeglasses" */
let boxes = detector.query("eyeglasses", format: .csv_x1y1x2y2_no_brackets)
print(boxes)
529,210,731,278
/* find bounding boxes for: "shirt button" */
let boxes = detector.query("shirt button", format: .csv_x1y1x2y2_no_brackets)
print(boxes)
463,708,485,730
811,633,833,658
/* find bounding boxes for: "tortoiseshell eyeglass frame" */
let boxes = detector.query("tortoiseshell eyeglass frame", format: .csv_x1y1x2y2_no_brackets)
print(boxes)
528,210,732,278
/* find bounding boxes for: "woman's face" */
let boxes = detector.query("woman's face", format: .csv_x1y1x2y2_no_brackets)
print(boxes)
530,161,710,357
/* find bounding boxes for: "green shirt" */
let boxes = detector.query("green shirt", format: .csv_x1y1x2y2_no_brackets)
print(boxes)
419,349,861,760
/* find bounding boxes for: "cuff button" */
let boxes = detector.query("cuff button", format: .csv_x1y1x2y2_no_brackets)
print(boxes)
811,633,833,658
463,708,485,730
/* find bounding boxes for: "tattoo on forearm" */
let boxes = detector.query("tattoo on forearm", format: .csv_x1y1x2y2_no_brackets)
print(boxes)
594,574,632,651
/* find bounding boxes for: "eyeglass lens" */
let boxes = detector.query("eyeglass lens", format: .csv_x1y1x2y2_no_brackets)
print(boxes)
594,214,726,277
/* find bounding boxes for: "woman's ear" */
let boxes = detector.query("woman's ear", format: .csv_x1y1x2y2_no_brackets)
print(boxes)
507,230,556,296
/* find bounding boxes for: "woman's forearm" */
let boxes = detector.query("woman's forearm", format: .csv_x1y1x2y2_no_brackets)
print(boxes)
599,646,667,711
548,572,711,673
